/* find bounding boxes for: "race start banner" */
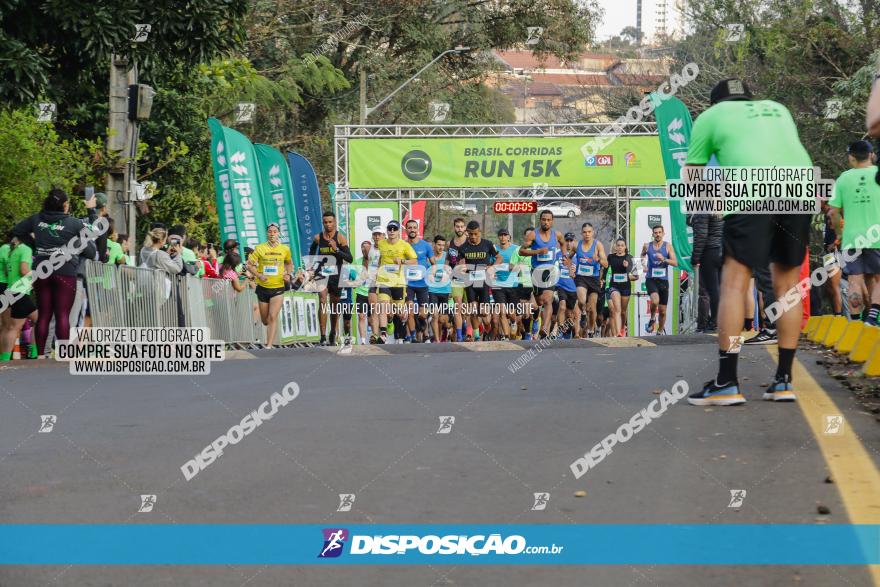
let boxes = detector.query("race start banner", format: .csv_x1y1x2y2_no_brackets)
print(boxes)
255,144,301,264
348,136,665,189
652,96,694,273
288,151,324,262
207,119,268,249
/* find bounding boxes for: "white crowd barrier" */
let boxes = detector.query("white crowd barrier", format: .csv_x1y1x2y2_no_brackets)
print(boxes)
83,260,267,345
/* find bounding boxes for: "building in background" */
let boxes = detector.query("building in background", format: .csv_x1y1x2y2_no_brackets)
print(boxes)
489,49,669,123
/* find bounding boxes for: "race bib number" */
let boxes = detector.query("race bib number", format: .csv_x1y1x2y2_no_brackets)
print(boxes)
405,267,422,280
536,249,554,262
577,265,595,277
613,273,627,283
263,265,279,276
470,269,486,282
383,264,399,273
651,268,666,278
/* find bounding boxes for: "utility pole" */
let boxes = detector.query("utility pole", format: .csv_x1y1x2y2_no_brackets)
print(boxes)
107,54,137,253
107,24,153,262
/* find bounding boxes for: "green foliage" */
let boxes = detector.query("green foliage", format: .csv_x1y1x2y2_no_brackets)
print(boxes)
0,109,99,234
0,0,597,242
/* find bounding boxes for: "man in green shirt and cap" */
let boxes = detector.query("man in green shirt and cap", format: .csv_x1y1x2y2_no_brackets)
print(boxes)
684,78,812,407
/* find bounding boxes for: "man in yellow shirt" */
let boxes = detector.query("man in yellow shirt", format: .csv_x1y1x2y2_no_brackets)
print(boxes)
247,223,293,348
374,220,417,344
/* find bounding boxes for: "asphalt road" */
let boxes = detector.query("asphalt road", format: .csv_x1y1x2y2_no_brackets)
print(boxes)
0,335,878,586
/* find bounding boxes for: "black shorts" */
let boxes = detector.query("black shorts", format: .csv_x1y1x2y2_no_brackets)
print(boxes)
645,278,669,306
575,276,602,295
326,275,341,297
608,284,632,297
493,287,518,306
465,286,491,305
255,285,285,303
406,285,429,307
355,294,371,316
10,294,37,319
843,249,880,276
517,286,533,303
723,213,810,269
376,286,405,302
558,288,578,309
532,265,556,293
428,292,450,313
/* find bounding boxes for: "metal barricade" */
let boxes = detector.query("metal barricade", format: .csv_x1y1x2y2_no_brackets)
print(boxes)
199,277,266,344
84,260,278,345
84,260,180,328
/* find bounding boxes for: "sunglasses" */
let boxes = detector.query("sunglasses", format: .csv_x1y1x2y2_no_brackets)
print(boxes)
387,227,399,231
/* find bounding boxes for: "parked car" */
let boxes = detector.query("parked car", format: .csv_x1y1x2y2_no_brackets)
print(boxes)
440,201,479,214
541,201,581,218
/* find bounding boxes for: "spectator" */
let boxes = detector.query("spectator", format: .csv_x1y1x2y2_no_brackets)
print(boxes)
219,252,245,292
0,236,37,360
117,234,134,266
690,212,723,332
0,233,11,343
170,225,201,276
193,241,219,278
139,227,183,276
12,188,100,356
92,192,111,263
205,243,220,276
105,219,127,266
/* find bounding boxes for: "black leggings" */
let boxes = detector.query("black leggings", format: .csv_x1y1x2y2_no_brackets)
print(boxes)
699,248,722,324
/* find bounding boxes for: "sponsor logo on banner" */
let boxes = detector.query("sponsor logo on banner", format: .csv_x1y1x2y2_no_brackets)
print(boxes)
584,154,613,167
319,528,349,558
401,150,432,181
624,151,640,168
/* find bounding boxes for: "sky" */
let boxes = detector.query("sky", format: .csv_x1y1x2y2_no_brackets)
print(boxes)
594,0,660,42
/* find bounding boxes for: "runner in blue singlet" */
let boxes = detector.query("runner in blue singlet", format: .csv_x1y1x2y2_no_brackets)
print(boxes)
519,209,564,338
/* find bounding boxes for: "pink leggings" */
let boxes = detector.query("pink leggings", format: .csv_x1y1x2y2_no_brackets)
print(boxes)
34,275,78,355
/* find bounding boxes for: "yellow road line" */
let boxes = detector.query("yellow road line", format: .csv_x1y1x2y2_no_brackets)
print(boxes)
768,347,880,584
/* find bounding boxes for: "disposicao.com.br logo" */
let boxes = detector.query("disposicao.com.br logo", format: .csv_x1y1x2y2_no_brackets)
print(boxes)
318,529,563,558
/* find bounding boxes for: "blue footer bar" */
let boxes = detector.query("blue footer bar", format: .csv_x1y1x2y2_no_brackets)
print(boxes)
1,525,878,565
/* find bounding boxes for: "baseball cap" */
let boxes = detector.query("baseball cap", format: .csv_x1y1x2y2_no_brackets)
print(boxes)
564,232,576,241
386,220,401,230
497,228,510,237
94,192,108,208
267,222,280,230
847,140,874,156
372,226,385,235
709,78,753,105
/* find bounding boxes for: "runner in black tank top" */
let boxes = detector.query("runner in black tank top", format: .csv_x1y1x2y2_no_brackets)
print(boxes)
605,238,636,337
309,212,353,345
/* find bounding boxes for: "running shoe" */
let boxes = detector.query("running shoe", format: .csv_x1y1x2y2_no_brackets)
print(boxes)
646,317,655,333
688,380,747,406
762,375,796,402
377,333,387,344
744,328,777,345
464,334,474,342
369,334,378,344
342,335,352,347
319,336,328,346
